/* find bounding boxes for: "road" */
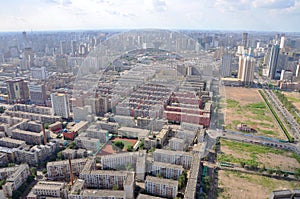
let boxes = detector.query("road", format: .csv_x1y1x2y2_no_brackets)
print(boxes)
263,89,300,140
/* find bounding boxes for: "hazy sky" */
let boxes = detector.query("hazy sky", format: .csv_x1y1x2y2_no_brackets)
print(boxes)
1,0,300,32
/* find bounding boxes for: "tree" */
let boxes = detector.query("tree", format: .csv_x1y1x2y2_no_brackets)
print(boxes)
113,141,124,150
240,161,246,168
68,141,76,149
57,151,63,160
30,167,37,176
42,168,47,174
0,106,5,114
27,175,35,183
112,184,119,190
126,144,133,152
139,139,144,150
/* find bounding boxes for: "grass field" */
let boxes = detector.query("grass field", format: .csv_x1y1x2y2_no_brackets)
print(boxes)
221,87,286,140
218,170,300,199
218,139,300,171
283,91,300,111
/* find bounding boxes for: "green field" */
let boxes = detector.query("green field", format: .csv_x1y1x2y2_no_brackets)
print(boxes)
218,139,300,171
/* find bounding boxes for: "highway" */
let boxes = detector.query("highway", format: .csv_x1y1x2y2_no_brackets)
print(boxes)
263,89,300,140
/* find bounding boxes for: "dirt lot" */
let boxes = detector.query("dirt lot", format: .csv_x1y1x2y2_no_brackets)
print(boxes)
218,170,299,199
283,91,300,111
221,87,286,140
220,139,300,171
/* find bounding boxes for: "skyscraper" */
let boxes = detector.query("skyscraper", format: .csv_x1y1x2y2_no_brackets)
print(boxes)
280,35,286,49
6,78,30,103
242,32,248,48
51,93,70,118
268,44,280,79
238,48,255,85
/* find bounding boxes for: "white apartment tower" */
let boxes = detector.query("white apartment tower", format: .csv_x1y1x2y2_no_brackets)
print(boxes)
51,93,70,118
238,48,255,85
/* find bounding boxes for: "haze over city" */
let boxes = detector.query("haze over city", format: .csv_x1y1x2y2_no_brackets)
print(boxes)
1,0,300,32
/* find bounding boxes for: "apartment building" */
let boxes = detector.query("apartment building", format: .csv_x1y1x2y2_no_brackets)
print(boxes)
47,158,87,180
75,136,101,153
151,161,184,180
81,170,128,189
145,176,178,198
136,150,147,181
101,152,138,170
11,129,44,145
153,149,193,169
0,166,18,180
169,137,185,151
29,181,68,198
0,137,26,148
3,164,30,197
68,189,125,199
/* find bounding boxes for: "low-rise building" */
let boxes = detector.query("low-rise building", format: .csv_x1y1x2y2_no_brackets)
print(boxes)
0,166,18,180
145,176,178,198
47,158,87,180
101,152,138,170
169,137,185,151
0,137,26,148
3,164,30,197
75,136,101,153
151,161,184,180
29,181,68,199
153,149,193,169
136,150,147,181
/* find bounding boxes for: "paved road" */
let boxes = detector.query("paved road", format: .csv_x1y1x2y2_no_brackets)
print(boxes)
264,89,300,140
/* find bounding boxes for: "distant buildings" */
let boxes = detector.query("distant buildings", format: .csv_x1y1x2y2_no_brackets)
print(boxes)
31,67,46,80
220,53,232,77
51,93,70,118
242,32,248,48
6,78,30,103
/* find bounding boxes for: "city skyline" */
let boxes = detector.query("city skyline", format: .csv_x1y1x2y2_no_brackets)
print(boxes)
1,0,300,32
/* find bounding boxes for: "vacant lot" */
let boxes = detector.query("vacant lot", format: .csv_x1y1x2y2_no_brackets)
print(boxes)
221,87,286,139
283,91,300,111
218,170,299,199
218,139,300,171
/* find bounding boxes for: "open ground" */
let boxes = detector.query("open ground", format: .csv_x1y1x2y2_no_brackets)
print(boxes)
218,170,300,199
218,139,300,171
220,87,286,140
283,91,300,111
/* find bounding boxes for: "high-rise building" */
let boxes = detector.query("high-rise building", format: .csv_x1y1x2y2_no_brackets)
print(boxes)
21,47,34,70
296,62,300,78
238,49,255,85
6,78,30,103
268,44,280,79
242,32,248,48
31,66,46,80
51,93,70,118
55,55,69,73
220,53,232,77
280,35,286,49
29,83,47,105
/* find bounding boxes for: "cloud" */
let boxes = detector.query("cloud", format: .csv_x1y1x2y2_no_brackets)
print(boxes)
252,0,296,9
145,0,167,12
214,0,252,11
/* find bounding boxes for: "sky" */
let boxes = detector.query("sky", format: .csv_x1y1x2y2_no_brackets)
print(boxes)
0,0,300,32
